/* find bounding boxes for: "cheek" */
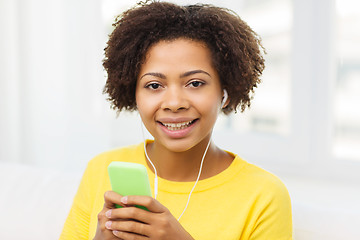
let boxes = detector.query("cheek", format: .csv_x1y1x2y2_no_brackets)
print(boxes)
196,92,221,110
136,92,157,119
197,97,221,121
136,99,149,118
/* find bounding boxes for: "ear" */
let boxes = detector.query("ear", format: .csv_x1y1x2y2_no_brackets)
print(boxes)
221,89,229,108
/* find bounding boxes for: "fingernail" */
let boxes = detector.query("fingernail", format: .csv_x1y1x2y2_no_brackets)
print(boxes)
113,230,119,236
121,196,128,204
105,210,111,218
105,221,112,229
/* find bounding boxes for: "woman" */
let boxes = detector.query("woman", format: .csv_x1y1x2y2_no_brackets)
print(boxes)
60,1,292,239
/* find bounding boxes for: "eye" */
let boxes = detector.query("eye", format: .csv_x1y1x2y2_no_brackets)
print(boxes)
145,82,162,90
187,80,204,88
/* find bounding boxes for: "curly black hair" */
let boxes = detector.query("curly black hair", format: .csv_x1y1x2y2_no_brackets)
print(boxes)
103,0,265,114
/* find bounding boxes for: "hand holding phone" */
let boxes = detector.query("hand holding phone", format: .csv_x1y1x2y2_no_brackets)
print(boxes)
104,162,194,239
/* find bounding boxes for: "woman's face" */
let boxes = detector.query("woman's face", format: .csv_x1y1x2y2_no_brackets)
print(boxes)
136,38,223,153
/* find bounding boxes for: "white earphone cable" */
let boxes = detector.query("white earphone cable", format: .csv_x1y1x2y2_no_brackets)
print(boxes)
143,141,158,199
140,119,211,221
140,123,158,199
176,137,211,221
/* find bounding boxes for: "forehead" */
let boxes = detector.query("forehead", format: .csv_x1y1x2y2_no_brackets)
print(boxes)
140,38,216,74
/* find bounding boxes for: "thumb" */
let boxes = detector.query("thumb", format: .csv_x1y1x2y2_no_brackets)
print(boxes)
103,191,125,209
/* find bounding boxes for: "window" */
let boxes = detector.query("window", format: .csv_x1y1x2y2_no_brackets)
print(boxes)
214,0,295,168
333,0,360,161
226,0,292,136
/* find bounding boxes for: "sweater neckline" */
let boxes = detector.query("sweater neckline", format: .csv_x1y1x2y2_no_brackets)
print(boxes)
137,140,245,194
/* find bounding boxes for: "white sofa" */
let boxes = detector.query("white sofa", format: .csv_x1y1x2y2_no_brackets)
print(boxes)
0,161,359,240
0,162,81,240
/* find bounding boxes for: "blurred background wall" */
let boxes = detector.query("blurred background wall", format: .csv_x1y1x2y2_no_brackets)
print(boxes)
1,0,360,239
1,0,359,177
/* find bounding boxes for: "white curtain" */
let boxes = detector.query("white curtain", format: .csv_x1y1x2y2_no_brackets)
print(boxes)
0,0,129,170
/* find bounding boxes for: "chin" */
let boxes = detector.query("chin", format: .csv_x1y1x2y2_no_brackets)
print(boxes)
159,139,198,153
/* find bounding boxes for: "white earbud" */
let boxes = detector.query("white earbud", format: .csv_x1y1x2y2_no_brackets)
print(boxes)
221,89,228,108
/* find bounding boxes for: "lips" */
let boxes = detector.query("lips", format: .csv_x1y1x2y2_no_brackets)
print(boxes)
157,119,198,138
161,120,197,131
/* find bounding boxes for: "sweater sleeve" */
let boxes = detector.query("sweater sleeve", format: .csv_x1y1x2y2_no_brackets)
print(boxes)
249,179,293,240
59,160,98,240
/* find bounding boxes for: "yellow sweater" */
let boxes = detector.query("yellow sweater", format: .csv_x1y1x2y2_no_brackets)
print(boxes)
60,141,292,240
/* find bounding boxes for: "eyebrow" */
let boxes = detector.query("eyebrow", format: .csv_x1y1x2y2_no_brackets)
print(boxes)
139,69,211,80
180,70,211,78
140,72,166,79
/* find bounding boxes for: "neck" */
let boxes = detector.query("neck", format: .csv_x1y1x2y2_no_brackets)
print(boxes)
146,137,213,182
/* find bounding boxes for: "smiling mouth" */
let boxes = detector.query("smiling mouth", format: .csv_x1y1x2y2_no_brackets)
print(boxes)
159,119,198,131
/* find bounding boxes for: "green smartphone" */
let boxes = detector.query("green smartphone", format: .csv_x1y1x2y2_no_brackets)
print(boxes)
108,161,152,210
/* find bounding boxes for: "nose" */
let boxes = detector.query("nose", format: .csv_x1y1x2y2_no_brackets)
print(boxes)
161,87,189,112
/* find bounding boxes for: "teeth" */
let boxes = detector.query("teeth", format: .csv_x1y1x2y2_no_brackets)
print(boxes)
163,120,193,130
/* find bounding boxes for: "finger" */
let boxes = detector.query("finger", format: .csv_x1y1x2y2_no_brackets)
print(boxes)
106,206,152,224
109,220,150,237
112,221,149,240
121,195,167,213
104,191,125,209
113,230,148,240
